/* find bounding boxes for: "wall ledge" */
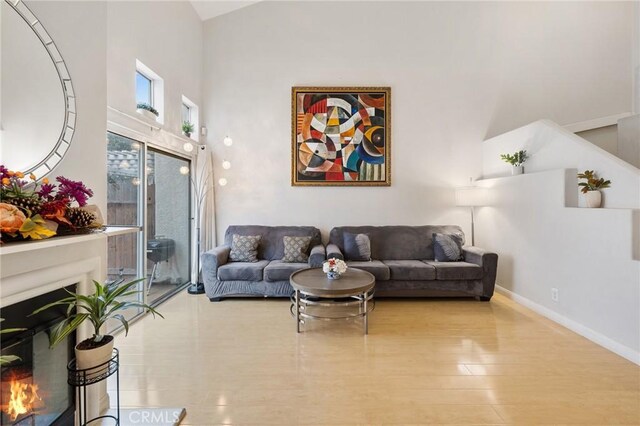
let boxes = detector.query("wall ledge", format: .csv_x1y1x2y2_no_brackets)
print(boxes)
496,285,640,365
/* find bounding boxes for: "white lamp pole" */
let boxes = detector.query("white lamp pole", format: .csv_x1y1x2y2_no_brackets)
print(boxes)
454,186,489,246
181,164,212,295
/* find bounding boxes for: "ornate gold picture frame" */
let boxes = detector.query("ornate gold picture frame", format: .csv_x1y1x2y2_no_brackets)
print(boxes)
291,87,391,186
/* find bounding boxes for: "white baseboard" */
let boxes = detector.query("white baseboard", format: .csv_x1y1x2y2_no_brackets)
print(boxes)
496,285,640,365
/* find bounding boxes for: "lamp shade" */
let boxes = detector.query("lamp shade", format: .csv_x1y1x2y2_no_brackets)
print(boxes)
455,187,489,207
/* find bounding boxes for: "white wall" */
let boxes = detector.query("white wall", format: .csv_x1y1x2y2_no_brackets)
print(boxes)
27,1,108,214
477,121,640,363
483,120,640,209
203,1,634,240
107,1,203,141
475,170,640,363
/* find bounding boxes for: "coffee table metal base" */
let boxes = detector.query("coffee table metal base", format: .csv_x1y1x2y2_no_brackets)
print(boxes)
290,289,375,334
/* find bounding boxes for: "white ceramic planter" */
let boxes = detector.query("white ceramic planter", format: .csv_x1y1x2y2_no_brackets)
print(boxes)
137,108,158,121
512,165,524,175
75,336,114,379
584,190,602,208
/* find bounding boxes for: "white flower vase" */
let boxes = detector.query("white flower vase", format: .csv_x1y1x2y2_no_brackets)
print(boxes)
512,165,524,175
585,190,602,208
327,271,341,280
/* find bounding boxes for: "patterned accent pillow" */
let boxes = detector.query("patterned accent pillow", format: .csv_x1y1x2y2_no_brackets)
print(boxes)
282,236,312,263
433,233,463,262
229,234,261,262
343,232,371,261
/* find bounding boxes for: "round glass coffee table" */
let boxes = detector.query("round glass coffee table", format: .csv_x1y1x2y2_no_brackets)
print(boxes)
290,267,375,334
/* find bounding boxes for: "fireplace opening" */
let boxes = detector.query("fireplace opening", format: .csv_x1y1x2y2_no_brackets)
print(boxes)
1,286,76,426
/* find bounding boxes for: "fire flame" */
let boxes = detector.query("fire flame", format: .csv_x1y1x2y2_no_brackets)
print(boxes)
6,379,41,421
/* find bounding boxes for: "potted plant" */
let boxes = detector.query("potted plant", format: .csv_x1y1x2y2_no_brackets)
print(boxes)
182,121,195,138
578,170,611,208
136,103,159,120
32,279,163,373
500,150,529,175
0,319,25,366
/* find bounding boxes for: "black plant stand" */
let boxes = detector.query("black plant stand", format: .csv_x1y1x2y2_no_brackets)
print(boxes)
68,348,120,425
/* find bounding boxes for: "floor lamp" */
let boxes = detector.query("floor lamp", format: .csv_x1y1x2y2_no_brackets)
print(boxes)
455,187,488,246
181,164,212,295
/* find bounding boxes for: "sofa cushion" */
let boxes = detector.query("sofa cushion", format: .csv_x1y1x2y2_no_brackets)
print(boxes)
382,260,436,280
264,260,307,282
329,225,465,260
422,261,483,281
433,233,463,262
218,260,269,281
282,236,311,263
343,232,372,261
346,260,390,281
224,226,322,261
229,234,261,262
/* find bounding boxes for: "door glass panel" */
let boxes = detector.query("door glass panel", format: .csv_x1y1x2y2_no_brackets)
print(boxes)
106,132,144,329
107,133,141,226
146,149,191,303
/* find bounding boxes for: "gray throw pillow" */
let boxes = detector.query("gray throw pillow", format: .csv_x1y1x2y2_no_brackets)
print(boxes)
229,234,261,262
433,233,463,262
282,236,311,263
343,232,371,261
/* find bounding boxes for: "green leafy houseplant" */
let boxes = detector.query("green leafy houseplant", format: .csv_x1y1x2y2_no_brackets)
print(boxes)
182,121,195,137
136,102,159,117
0,319,26,366
577,170,612,194
500,150,528,166
32,279,163,369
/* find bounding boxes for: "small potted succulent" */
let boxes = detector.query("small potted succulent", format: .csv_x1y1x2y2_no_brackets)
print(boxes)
32,279,163,375
182,121,195,138
500,150,529,175
136,103,159,120
322,258,348,280
578,170,611,208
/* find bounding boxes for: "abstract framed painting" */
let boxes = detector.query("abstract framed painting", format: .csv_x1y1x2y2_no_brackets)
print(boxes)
291,87,391,186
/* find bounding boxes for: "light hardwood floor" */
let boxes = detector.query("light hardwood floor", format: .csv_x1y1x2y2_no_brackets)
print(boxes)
108,292,640,425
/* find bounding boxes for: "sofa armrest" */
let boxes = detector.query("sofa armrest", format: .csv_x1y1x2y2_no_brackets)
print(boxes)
325,243,344,261
463,246,498,300
308,244,326,268
201,245,231,281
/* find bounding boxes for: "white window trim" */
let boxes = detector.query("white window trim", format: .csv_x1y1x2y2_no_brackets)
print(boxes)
181,94,199,142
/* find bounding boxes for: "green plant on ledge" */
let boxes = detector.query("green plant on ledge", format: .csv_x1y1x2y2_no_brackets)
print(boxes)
577,170,612,193
182,121,195,137
136,102,159,117
32,279,163,349
500,150,528,166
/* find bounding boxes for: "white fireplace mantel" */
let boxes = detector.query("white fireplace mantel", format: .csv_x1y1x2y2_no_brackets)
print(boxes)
1,232,107,311
1,232,109,421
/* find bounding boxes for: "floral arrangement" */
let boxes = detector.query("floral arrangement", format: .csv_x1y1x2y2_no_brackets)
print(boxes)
0,165,102,243
323,258,347,276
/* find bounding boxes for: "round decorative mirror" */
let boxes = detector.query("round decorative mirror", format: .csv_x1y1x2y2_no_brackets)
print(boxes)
1,0,76,179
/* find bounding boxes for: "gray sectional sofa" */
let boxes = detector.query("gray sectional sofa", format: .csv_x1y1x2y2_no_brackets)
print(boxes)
326,225,498,300
202,224,498,302
201,225,325,301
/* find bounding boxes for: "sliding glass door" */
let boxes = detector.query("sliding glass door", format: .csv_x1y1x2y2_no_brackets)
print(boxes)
146,148,191,304
106,132,145,323
106,132,191,330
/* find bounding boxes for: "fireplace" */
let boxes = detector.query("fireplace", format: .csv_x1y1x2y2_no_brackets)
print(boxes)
1,287,75,426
